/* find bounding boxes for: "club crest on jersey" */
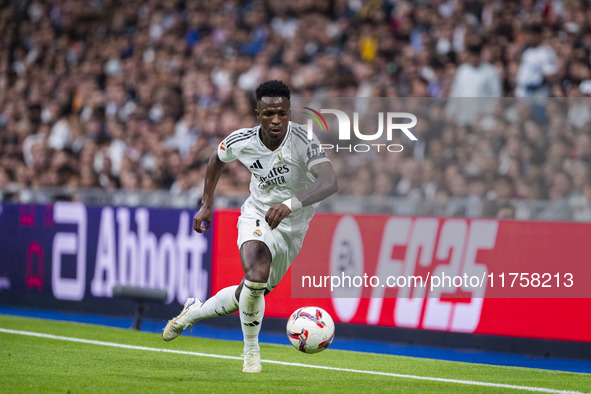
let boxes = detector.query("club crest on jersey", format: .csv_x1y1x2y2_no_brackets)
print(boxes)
253,229,262,237
275,152,283,163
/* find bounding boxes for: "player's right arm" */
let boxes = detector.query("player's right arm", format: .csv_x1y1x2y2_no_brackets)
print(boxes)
194,129,245,233
193,149,226,233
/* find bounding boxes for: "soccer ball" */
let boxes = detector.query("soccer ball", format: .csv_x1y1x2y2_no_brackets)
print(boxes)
286,306,335,354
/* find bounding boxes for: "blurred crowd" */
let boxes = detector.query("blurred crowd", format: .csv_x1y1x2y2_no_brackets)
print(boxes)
1,0,591,220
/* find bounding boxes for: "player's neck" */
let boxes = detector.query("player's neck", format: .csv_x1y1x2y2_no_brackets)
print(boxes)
259,129,285,151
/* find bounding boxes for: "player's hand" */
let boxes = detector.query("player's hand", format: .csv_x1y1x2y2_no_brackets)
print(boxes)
265,203,291,230
193,207,212,233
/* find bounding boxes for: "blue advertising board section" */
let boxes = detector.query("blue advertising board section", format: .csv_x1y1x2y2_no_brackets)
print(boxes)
0,202,211,319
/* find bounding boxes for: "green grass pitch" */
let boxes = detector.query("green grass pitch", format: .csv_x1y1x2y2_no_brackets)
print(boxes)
0,315,589,393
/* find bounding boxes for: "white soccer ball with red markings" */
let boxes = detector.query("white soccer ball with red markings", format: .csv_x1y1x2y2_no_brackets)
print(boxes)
286,306,335,354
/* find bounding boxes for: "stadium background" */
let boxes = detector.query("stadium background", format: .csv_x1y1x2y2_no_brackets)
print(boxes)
1,0,591,366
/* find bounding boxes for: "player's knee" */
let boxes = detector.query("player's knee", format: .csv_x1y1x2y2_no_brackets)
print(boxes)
244,266,269,284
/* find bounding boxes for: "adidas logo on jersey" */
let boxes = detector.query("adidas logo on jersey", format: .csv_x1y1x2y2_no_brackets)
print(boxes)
249,160,263,170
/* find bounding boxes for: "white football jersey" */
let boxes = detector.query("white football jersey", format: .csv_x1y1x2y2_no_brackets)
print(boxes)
217,121,330,230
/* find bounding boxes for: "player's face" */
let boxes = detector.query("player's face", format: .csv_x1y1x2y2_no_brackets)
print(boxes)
256,96,290,148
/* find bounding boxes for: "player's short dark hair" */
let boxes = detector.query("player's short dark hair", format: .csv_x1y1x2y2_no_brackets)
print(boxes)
255,80,290,102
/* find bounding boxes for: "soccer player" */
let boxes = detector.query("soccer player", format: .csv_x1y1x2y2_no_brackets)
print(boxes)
162,80,338,373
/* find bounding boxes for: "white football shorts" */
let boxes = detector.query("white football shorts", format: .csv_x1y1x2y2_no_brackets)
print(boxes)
236,213,306,292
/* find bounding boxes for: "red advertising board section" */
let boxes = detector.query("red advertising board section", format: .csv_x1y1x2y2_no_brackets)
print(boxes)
211,210,591,343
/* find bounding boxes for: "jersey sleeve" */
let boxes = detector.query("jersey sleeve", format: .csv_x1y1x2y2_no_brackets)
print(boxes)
218,127,255,163
303,131,330,170
217,138,235,163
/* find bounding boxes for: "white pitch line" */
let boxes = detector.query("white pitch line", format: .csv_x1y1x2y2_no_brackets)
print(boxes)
0,328,584,394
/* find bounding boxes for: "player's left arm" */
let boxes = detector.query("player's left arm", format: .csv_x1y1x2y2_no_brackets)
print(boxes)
297,162,339,206
265,161,338,229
